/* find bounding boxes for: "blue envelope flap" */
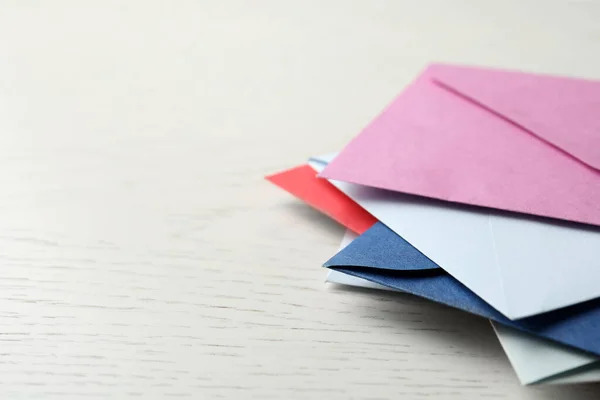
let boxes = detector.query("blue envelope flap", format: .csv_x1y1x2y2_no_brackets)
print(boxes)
324,222,440,271
326,223,600,357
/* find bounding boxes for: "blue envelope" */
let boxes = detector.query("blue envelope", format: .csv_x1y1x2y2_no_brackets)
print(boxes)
324,222,600,357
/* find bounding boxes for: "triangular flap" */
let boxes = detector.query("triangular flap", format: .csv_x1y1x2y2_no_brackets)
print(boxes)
323,222,440,271
429,64,600,171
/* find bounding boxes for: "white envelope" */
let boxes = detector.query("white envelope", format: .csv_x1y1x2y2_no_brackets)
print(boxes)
311,154,600,319
328,230,600,385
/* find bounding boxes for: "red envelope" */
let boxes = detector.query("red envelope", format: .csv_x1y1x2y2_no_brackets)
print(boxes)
266,164,376,234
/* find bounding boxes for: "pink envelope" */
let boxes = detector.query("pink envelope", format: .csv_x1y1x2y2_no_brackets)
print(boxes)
321,64,600,226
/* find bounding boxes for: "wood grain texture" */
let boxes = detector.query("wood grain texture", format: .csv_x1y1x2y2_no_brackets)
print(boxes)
0,0,599,398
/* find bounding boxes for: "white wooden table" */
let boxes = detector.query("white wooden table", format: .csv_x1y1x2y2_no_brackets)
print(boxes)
0,1,599,398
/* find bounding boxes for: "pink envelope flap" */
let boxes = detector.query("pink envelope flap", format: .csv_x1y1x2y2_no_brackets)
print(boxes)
429,64,600,171
320,64,600,226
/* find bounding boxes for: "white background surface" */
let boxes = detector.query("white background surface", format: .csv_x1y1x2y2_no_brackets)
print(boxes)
0,1,600,398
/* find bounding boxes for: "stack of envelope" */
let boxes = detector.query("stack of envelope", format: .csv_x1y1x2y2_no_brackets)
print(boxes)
266,64,600,385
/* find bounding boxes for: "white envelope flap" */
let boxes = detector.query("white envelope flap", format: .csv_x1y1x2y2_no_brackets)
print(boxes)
311,154,600,319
